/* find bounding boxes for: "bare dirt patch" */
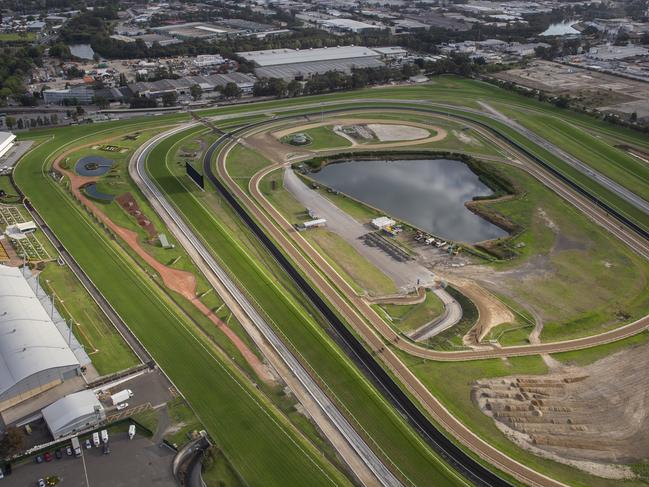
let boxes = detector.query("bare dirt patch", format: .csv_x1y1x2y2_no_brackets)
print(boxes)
474,341,649,478
366,124,430,142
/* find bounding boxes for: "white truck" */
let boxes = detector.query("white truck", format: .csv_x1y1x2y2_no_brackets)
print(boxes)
92,432,100,447
110,389,133,406
100,429,109,444
71,437,82,457
128,424,136,440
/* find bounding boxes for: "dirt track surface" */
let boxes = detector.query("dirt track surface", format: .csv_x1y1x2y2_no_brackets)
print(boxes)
53,141,273,383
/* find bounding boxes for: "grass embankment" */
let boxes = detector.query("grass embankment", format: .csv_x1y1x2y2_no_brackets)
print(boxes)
225,144,274,191
150,127,467,486
479,161,649,342
39,263,139,375
377,290,445,334
15,122,350,487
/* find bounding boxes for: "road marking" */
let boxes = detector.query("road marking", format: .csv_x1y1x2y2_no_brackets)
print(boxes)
81,450,91,487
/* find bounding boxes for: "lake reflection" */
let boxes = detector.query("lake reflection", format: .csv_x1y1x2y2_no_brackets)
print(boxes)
311,159,507,243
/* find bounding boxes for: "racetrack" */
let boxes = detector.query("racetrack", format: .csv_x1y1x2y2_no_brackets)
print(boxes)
205,103,649,486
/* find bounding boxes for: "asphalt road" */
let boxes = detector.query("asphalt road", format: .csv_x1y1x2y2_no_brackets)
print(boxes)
8,433,175,487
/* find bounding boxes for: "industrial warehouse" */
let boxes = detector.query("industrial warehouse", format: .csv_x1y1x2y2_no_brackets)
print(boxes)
236,45,395,81
0,265,91,413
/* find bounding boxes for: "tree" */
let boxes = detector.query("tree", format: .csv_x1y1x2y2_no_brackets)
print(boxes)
5,116,15,129
190,84,203,101
50,114,58,125
0,427,25,457
287,80,302,97
94,96,109,109
221,82,242,99
76,105,85,116
630,112,638,123
17,118,24,129
162,91,178,107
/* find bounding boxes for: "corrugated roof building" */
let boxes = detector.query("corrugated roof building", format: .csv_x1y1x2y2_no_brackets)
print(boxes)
0,265,81,411
42,389,105,438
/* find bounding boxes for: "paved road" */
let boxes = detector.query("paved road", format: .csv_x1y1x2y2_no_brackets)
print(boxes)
131,125,402,487
407,288,463,342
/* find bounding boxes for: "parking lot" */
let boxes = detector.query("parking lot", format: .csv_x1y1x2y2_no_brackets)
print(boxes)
6,431,176,487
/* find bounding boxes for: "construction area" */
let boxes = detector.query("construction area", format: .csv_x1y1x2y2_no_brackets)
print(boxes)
495,60,649,113
473,340,649,479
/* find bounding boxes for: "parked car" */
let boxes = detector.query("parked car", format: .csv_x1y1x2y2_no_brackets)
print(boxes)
116,402,128,411
84,439,92,449
65,446,72,456
38,479,46,487
34,455,43,464
43,452,52,462
55,448,63,459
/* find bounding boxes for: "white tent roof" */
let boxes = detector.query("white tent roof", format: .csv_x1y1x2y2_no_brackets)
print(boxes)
0,265,80,396
42,389,103,434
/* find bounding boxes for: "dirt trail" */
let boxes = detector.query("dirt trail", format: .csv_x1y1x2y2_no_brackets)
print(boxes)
451,278,515,346
53,141,273,383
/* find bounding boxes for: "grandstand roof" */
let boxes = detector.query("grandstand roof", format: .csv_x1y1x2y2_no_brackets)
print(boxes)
0,265,80,397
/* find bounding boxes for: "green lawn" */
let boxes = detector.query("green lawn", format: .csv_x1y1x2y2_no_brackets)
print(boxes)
306,228,397,296
379,290,445,334
0,32,36,42
39,262,139,375
293,125,352,150
479,162,649,342
15,121,351,487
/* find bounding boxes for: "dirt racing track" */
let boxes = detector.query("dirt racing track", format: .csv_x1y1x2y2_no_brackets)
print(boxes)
138,102,649,487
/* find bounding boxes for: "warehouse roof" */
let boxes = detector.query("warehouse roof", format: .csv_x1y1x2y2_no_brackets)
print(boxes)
42,389,103,435
237,45,381,67
0,265,80,397
255,57,384,80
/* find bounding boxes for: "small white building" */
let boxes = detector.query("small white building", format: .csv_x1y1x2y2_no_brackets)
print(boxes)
302,218,327,229
0,132,16,159
371,216,396,229
42,389,105,439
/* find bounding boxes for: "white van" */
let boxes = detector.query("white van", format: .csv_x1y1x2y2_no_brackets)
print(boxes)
100,429,109,444
128,424,136,440
92,432,100,447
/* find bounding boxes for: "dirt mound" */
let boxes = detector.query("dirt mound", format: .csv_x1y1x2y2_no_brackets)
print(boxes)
474,340,649,476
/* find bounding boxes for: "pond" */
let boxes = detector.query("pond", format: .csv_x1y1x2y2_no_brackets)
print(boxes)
541,21,580,36
75,156,115,176
82,183,114,201
310,158,508,243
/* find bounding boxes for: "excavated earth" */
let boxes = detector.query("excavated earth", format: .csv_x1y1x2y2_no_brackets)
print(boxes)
473,340,649,478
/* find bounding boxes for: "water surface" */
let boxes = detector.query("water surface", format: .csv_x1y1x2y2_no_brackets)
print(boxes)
311,158,507,243
541,21,580,36
69,44,95,60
